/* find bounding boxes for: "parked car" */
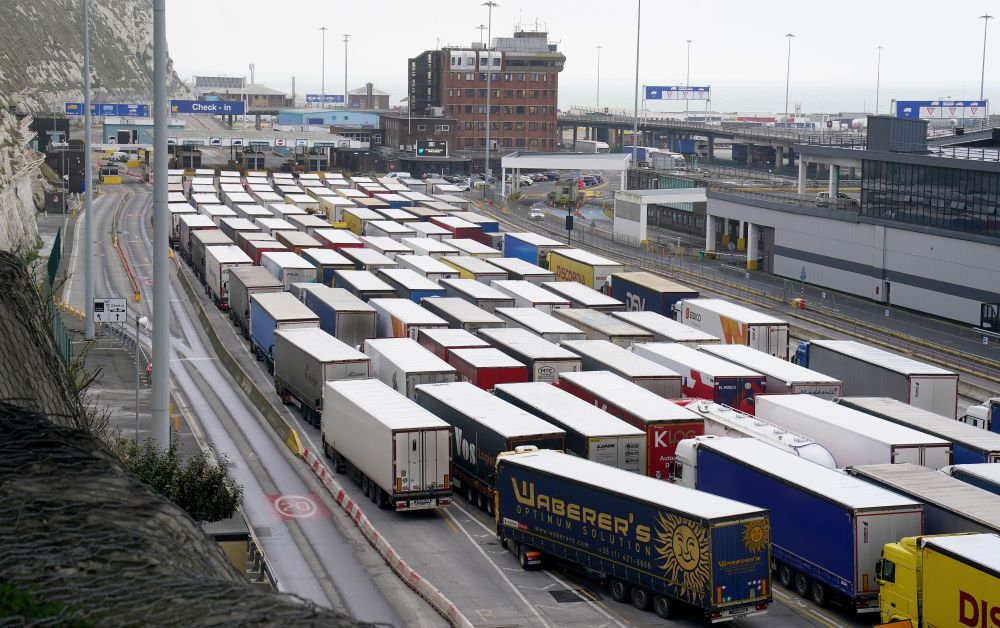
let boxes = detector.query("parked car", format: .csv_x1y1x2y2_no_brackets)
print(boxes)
542,171,560,180
816,191,859,208
529,173,547,182
581,176,599,186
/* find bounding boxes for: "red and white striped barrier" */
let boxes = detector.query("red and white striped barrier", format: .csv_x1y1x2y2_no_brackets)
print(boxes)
302,448,474,628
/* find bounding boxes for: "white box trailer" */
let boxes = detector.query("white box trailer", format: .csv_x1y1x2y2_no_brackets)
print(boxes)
490,280,570,313
420,297,505,332
700,344,843,399
395,254,460,283
444,238,501,259
228,266,284,339
551,308,653,346
401,237,459,258
341,247,398,272
260,251,317,290
359,236,413,260
478,327,582,382
234,203,273,223
440,256,507,283
612,310,721,346
362,338,458,400
494,382,647,473
756,394,953,469
440,278,514,313
495,307,586,343
322,378,452,511
801,340,959,418
561,339,682,398
256,217,297,236
274,328,370,426
204,245,252,308
487,257,556,285
369,298,449,339
365,220,415,242
407,222,451,241
190,229,233,282
177,213,217,260
677,298,790,359
169,202,197,246
541,280,625,312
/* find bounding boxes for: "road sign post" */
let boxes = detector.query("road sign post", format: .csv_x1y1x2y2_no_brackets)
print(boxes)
93,297,127,323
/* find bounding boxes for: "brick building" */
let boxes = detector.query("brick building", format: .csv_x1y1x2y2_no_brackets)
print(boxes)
408,30,565,157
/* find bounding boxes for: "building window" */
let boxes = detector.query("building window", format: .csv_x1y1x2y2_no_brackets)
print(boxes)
491,73,500,81
517,73,525,81
465,73,474,80
504,73,512,81
480,73,488,81
467,56,475,66
515,121,524,131
464,105,473,114
491,105,500,114
542,73,548,81
504,89,513,98
528,122,538,130
464,121,473,130
516,138,525,147
435,124,449,131
465,89,474,97
516,106,525,114
503,138,513,147
478,105,486,114
529,106,538,115
478,89,487,98
503,122,513,130
503,106,513,114
463,137,474,147
416,125,426,131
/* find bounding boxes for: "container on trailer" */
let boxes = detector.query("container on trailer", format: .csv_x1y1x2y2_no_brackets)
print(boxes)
312,228,364,251
632,343,766,413
673,436,922,613
449,211,498,233
321,378,452,511
546,248,624,292
677,299,790,360
284,193,320,212
496,307,586,343
417,328,491,361
401,237,459,258
447,347,528,392
430,215,482,240
610,271,699,316
249,292,320,372
798,340,959,418
756,395,953,468
444,238,501,259
275,230,321,254
502,232,567,268
563,340,683,398
848,463,1000,535
234,203,273,223
190,229,233,281
414,381,564,507
287,213,332,236
273,328,370,426
490,280,569,313
369,193,407,209
407,222,451,241
317,195,357,222
440,278,514,313
200,204,237,226
365,220,415,242
332,270,398,302
478,327,582,382
340,247,397,272
420,297,504,332
377,268,446,303
343,207,386,235
246,238,287,265
837,397,1000,464
395,255,459,283
302,285,377,348
204,245,252,308
552,309,653,346
370,298,449,339
440,256,506,283
373,207,419,222
495,382,646,473
169,203,197,246
178,214,218,261
556,370,703,479
494,448,772,622
299,248,354,285
486,258,555,284
401,204,445,220
363,338,458,400
234,230,273,255
612,310,721,346
260,251,317,290
942,463,1000,495
267,203,306,220
256,217,297,236
359,236,413,260
229,266,283,339
700,344,842,399
542,280,625,312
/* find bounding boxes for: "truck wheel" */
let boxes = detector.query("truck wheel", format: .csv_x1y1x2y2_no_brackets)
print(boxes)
369,482,378,504
518,546,530,569
810,581,827,607
322,439,331,460
466,486,475,503
361,476,369,496
778,564,793,589
477,492,486,511
609,579,630,603
630,587,651,611
794,572,811,598
653,595,677,619
486,495,494,516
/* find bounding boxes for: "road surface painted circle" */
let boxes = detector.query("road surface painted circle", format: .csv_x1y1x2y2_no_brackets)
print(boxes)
273,494,318,519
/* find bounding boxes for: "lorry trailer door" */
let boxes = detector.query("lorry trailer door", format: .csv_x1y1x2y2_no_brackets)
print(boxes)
395,431,424,492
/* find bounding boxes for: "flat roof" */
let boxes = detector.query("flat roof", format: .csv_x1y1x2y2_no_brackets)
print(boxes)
491,280,569,305
633,342,760,378
261,251,315,269
440,256,505,274
276,328,368,362
340,247,396,265
334,269,395,291
497,308,584,335
700,344,839,383
681,298,787,325
611,271,697,295
415,381,565,439
548,247,623,268
612,311,719,342
363,338,455,373
810,340,956,376
478,327,579,359
556,370,702,423
440,278,512,299
541,281,623,307
449,347,525,369
488,257,555,277
379,268,444,290
924,534,1000,576
495,382,646,438
369,298,447,325
563,340,679,378
839,397,1000,452
418,328,491,348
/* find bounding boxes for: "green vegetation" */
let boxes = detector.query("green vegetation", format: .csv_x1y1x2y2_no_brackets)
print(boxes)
0,583,91,626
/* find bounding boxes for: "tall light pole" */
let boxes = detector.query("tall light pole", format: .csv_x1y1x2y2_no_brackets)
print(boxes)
476,24,487,49
249,63,255,85
319,27,327,106
874,45,883,114
596,45,602,108
152,0,171,448
980,14,993,100
685,39,692,116
343,34,350,107
83,0,94,340
784,33,795,118
483,1,497,190
632,0,641,163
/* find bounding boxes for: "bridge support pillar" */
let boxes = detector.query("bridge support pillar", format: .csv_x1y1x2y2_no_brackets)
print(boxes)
572,126,578,146
255,113,261,131
829,164,840,197
707,136,715,158
746,223,759,270
705,215,716,251
798,159,807,195
746,144,753,165
775,146,784,169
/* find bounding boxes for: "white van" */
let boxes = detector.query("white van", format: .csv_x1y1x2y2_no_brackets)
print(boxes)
383,171,411,180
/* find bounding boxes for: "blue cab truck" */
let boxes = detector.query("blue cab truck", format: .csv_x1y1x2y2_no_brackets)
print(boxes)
942,463,1000,495
377,268,447,303
249,291,320,374
502,232,567,268
674,436,923,613
495,447,773,622
608,271,698,317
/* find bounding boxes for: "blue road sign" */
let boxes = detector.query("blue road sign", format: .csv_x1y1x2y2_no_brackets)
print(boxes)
894,99,987,120
170,100,245,115
305,94,345,104
64,103,150,117
644,85,711,101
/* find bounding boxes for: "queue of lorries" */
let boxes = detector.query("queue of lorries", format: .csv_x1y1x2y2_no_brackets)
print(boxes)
171,166,1000,626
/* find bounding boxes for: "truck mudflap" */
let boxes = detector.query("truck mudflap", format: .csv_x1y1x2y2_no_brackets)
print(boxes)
708,602,770,623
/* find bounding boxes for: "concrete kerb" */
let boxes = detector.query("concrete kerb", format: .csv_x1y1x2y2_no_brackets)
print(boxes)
303,449,475,628
175,260,472,628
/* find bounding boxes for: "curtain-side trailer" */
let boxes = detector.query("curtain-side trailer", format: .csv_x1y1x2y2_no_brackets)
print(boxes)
612,310,720,346
562,340,682,397
610,271,698,316
419,297,505,332
552,308,653,346
362,338,458,400
700,344,842,399
228,266,283,339
301,286,377,349
478,327,582,382
370,298,448,339
677,298,790,359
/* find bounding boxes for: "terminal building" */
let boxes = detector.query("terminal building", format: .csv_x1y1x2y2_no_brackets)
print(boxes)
705,116,1000,329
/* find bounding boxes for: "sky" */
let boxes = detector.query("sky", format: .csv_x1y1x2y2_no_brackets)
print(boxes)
165,0,1000,114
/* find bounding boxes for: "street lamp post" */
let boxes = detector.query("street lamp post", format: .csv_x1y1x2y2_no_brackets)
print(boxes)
784,33,795,118
483,1,498,196
476,24,487,49
631,0,641,171
875,45,883,115
343,34,350,108
596,45,602,108
980,14,993,100
83,0,94,340
685,39,692,116
319,27,327,106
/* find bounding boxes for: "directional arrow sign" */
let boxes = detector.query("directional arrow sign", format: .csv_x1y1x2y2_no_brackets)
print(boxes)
93,297,127,323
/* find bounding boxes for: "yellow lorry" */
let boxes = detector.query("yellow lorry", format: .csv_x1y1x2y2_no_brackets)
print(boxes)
876,533,1000,627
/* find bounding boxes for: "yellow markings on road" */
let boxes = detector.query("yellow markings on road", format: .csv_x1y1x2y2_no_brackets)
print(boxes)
442,514,462,536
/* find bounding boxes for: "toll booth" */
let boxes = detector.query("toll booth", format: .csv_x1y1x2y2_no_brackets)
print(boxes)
116,129,138,145
295,146,328,172
99,165,122,185
236,148,265,171
176,148,202,170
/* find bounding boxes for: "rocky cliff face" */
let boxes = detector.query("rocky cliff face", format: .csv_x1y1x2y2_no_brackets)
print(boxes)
0,0,187,113
0,95,41,255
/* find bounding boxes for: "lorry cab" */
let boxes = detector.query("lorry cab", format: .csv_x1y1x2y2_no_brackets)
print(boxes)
672,435,720,487
875,537,921,624
959,399,998,432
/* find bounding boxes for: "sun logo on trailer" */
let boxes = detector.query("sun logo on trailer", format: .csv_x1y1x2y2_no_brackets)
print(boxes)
742,519,770,554
654,512,711,603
